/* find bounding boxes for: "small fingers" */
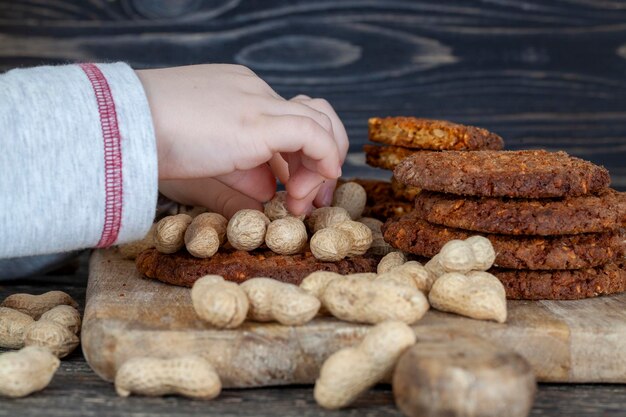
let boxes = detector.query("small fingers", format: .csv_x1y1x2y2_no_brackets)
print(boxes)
262,114,342,180
313,178,337,208
215,165,277,203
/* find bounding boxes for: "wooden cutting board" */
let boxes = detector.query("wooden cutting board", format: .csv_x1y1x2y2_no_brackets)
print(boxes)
82,249,626,387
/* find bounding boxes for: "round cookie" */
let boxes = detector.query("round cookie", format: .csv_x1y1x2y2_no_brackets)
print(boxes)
492,261,626,300
381,213,624,270
364,144,418,171
136,248,380,287
368,117,504,151
413,190,623,235
394,150,611,198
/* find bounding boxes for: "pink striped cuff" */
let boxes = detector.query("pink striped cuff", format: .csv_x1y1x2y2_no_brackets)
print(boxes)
79,63,124,247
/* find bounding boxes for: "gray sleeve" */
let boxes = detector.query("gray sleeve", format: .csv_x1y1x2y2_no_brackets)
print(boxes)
0,63,158,258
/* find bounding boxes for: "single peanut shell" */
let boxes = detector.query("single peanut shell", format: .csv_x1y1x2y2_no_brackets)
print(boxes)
332,182,367,220
0,346,60,398
0,307,35,349
191,212,227,244
438,240,477,274
227,209,270,251
240,278,279,322
323,278,429,324
377,251,407,274
185,223,220,258
265,217,308,255
300,271,343,299
314,321,416,409
334,220,373,256
1,290,79,320
310,228,352,262
23,320,80,358
310,206,351,232
154,214,193,254
429,271,507,323
270,284,320,325
115,356,221,399
40,305,82,335
191,275,249,329
465,235,496,271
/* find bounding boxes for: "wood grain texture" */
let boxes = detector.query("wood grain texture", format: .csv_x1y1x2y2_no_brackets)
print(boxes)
0,0,625,188
1,254,625,416
82,249,626,387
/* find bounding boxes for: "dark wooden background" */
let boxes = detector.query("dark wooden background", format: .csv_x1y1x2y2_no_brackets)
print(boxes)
1,1,626,415
1,0,625,188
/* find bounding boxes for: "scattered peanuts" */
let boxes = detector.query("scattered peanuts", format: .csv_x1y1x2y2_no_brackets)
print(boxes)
191,275,249,329
40,305,81,335
376,261,435,294
185,213,224,258
377,251,407,274
0,307,35,349
23,320,80,358
241,278,320,326
264,191,305,221
333,220,373,256
227,209,270,251
310,206,351,232
314,321,416,409
154,214,193,254
322,276,429,325
429,271,507,323
265,217,308,255
438,240,477,274
310,227,352,262
332,182,367,220
115,356,221,399
118,223,156,260
0,346,60,398
1,290,78,320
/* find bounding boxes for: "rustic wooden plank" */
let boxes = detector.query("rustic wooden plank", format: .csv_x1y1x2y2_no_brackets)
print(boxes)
82,249,626,386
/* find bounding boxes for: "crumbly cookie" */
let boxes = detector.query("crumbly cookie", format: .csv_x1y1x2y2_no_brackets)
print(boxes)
368,117,504,150
413,190,623,235
394,150,611,198
391,176,421,201
492,261,626,300
381,213,624,270
136,248,379,287
364,144,417,170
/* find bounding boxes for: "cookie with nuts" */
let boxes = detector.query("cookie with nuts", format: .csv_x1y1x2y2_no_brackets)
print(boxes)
394,150,611,198
368,117,504,151
136,248,379,287
413,189,624,235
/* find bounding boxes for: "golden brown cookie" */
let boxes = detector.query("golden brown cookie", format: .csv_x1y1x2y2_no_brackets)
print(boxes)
394,150,611,198
413,190,623,235
492,261,626,300
381,212,624,270
364,144,417,170
368,117,504,151
136,248,379,287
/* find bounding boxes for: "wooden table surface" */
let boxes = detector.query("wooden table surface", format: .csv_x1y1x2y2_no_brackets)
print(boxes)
1,0,626,415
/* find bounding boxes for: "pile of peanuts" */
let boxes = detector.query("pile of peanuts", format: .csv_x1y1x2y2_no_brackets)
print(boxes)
131,182,394,262
0,291,81,398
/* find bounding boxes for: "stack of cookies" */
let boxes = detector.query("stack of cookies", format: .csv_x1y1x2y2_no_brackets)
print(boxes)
383,149,626,300
363,117,504,216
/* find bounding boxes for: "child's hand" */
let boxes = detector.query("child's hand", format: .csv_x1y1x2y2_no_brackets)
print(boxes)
136,64,348,216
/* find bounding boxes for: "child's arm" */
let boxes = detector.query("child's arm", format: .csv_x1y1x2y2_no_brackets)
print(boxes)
0,63,346,258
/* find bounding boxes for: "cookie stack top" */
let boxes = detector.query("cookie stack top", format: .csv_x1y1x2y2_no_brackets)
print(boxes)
383,148,626,300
